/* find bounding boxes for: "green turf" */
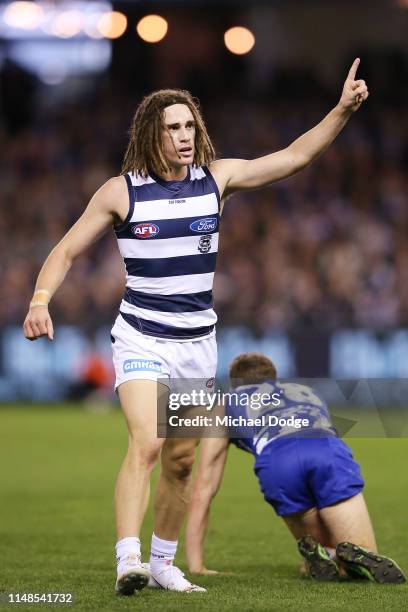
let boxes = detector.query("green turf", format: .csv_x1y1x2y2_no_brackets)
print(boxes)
0,404,407,611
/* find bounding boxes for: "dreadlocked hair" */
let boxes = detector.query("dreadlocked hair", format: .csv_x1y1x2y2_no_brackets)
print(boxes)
121,89,216,178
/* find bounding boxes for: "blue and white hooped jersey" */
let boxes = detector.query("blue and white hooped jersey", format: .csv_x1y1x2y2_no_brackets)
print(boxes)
226,381,338,457
114,165,220,340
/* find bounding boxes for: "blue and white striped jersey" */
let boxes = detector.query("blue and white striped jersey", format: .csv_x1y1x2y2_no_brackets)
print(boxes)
114,165,220,340
226,381,337,456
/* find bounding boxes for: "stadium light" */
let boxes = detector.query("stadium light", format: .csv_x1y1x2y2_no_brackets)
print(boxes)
83,13,105,40
97,11,127,39
3,1,44,30
136,15,168,43
224,26,255,55
52,10,83,39
2,2,112,85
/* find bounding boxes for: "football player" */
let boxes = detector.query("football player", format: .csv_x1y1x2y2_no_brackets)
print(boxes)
185,353,406,583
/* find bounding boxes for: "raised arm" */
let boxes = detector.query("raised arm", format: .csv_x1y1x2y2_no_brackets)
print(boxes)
211,58,369,200
185,435,230,574
23,176,128,341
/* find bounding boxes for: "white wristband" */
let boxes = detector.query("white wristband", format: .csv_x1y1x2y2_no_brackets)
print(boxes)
34,289,51,297
30,301,48,308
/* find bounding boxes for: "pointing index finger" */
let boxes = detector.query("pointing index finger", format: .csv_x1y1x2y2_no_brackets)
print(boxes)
347,57,360,80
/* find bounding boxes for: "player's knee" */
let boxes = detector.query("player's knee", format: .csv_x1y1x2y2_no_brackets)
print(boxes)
127,439,162,470
165,450,195,482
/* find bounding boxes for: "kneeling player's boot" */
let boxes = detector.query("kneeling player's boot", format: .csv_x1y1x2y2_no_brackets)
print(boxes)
141,562,161,589
336,542,406,584
298,535,340,581
115,554,150,596
150,562,206,592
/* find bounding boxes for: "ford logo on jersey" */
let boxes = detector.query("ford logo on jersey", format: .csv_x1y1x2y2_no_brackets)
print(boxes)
131,223,159,238
190,218,217,233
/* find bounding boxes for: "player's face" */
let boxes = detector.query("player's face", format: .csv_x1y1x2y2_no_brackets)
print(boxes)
162,104,195,169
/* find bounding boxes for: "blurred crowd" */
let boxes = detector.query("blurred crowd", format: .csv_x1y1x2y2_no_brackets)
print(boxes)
1,73,408,336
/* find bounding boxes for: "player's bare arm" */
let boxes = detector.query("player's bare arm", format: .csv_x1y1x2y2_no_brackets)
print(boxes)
185,434,229,574
210,58,369,204
23,176,129,341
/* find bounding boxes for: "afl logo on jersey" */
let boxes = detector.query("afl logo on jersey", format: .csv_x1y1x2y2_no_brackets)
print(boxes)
131,223,160,239
190,218,217,233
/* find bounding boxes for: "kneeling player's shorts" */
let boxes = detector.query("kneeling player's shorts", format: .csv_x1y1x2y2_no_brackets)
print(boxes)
110,313,217,393
254,436,364,516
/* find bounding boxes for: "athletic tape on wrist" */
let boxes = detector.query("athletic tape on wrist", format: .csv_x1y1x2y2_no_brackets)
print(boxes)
34,289,50,296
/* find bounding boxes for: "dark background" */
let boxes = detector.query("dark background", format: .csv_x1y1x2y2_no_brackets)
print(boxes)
1,0,408,399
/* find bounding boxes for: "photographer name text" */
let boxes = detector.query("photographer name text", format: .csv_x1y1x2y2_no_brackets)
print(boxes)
168,415,310,429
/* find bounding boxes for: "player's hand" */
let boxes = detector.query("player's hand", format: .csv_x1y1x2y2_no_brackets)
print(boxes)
190,567,235,576
23,305,54,341
190,566,219,575
338,58,369,113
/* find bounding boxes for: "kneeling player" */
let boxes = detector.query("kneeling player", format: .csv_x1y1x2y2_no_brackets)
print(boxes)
185,353,406,583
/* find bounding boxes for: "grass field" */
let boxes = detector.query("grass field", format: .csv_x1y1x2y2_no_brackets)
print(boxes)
1,404,407,611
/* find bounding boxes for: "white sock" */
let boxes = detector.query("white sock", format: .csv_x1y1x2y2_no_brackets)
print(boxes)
115,537,141,576
150,533,178,571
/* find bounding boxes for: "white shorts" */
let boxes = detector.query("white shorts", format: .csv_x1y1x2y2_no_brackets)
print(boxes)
110,314,217,393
